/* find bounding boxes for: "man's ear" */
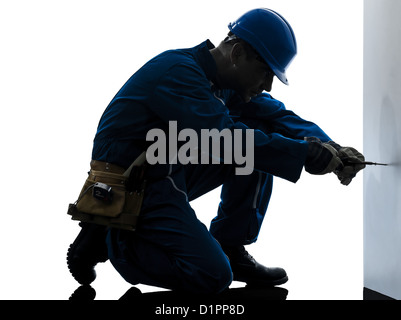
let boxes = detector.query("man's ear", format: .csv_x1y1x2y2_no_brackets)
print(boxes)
230,42,246,65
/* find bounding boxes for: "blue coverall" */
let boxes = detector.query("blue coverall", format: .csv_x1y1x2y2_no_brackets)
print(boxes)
92,40,331,293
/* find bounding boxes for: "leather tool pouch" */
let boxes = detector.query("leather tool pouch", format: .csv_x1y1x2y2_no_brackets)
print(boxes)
67,162,146,231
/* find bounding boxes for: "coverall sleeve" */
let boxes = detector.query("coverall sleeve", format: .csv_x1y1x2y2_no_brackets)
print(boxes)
148,63,232,134
148,63,309,182
230,93,332,142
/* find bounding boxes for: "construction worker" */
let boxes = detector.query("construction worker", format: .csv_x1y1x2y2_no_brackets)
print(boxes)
67,8,365,294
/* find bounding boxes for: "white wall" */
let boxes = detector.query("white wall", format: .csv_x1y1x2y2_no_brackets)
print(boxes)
364,0,401,299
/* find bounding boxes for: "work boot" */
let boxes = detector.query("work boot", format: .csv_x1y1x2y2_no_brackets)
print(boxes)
223,245,288,287
67,222,109,285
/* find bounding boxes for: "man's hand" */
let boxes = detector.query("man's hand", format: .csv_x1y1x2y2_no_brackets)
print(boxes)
334,146,366,186
304,137,365,186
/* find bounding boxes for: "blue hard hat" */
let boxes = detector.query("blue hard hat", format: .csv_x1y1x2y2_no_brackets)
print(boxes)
228,8,297,85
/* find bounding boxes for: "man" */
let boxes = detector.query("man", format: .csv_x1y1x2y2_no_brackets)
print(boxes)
67,8,364,294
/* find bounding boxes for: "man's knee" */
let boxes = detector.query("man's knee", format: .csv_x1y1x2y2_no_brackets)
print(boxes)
184,258,233,294
213,264,233,294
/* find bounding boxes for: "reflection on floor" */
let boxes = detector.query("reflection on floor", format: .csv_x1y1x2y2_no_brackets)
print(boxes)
69,284,288,315
69,284,288,301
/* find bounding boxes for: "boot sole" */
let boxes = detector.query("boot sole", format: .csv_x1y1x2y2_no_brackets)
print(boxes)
67,244,97,285
66,223,109,285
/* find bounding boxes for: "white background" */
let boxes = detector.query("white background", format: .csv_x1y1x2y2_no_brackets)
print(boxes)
0,0,363,299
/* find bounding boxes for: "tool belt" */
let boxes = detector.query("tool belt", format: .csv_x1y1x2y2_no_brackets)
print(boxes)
67,153,147,231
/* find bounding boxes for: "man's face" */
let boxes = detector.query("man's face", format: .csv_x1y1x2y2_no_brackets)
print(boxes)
230,43,275,102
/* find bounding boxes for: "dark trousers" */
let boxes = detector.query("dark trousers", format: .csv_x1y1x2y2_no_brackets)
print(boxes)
107,161,273,293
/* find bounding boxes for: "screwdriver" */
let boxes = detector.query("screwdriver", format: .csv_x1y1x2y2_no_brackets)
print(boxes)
341,157,388,166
